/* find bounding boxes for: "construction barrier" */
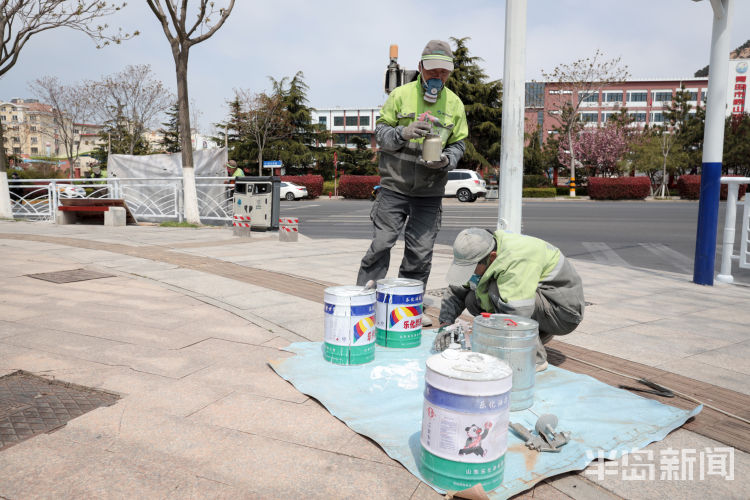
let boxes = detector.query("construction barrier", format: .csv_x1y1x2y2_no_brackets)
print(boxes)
279,217,299,242
233,215,252,237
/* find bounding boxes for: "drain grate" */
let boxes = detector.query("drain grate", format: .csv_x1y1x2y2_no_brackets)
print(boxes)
0,371,120,451
25,269,114,284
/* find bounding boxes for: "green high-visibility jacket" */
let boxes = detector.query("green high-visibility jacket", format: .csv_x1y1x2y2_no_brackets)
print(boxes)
375,77,468,197
475,230,565,316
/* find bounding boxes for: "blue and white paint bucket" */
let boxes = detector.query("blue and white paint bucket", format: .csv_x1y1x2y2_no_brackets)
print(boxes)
323,286,377,365
420,349,512,492
375,278,424,348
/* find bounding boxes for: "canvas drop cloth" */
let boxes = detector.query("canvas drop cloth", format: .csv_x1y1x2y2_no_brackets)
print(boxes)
270,330,701,499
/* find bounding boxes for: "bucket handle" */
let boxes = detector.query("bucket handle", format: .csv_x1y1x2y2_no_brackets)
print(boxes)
504,318,518,327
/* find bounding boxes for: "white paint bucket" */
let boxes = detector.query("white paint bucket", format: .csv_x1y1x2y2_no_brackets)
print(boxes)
375,278,424,348
324,286,376,365
420,349,512,492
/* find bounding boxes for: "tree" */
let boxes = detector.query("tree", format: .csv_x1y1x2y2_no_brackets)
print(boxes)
158,103,181,153
542,50,629,195
29,76,95,178
445,37,502,170
89,64,173,155
89,108,151,167
571,123,629,179
237,89,290,175
724,113,750,177
0,0,133,218
146,0,235,224
266,72,329,174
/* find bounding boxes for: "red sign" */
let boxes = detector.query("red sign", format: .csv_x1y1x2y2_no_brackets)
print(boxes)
732,75,747,116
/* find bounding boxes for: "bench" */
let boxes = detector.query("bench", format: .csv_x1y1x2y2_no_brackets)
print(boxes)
56,199,138,226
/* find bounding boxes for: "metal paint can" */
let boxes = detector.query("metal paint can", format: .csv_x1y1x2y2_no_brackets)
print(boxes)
375,278,424,348
420,349,512,492
323,286,377,365
422,134,443,162
471,314,539,411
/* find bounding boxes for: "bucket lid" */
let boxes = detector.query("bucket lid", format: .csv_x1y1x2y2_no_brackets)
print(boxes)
376,278,423,289
324,285,376,298
426,349,512,382
473,313,538,332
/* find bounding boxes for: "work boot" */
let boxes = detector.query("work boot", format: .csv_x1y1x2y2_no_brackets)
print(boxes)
535,333,549,372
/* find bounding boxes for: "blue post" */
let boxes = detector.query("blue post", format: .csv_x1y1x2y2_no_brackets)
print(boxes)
692,0,732,286
693,162,721,284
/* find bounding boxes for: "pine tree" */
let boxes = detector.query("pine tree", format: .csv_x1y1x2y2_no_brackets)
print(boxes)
213,96,254,169
445,37,502,170
266,72,330,174
158,104,180,153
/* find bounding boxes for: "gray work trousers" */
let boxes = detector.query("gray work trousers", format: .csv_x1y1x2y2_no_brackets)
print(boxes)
356,188,442,287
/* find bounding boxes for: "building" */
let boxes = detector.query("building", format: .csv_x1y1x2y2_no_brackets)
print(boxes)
1,98,59,159
525,58,749,142
311,107,380,149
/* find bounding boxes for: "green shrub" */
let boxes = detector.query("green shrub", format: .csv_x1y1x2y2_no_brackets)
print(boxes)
523,188,556,198
523,175,551,188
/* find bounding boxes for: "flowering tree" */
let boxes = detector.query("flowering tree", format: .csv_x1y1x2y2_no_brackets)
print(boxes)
559,123,628,179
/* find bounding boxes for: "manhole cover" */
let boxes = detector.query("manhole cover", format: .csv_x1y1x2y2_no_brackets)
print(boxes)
25,269,114,284
0,371,120,451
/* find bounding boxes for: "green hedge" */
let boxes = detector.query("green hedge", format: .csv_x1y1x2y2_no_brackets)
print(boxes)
523,175,551,188
556,186,588,196
523,188,556,198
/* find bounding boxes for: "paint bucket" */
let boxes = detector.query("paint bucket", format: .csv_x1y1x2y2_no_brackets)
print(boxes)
420,348,512,492
323,286,376,365
375,278,424,348
471,314,539,411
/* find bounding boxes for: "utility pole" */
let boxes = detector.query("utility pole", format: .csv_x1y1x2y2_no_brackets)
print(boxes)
693,0,733,285
497,0,527,233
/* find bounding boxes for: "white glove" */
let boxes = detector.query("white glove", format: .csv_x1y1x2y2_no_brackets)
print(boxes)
417,154,450,169
400,121,432,140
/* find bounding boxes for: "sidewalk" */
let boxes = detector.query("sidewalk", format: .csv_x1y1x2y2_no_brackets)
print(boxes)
0,221,748,499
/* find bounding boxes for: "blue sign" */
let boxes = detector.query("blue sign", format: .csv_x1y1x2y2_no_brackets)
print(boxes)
263,160,282,167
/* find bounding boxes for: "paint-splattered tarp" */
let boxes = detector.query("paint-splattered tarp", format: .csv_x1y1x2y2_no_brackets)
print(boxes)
270,331,700,499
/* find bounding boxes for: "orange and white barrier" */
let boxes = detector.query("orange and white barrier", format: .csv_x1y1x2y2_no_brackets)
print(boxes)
233,215,252,228
279,217,299,241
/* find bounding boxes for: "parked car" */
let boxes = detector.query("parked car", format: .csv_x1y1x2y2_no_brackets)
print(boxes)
444,169,486,202
280,181,308,200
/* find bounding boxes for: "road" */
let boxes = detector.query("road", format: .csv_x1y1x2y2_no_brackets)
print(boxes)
280,197,750,285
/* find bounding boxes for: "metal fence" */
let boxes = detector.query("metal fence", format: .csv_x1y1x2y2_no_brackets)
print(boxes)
8,177,234,225
716,176,750,284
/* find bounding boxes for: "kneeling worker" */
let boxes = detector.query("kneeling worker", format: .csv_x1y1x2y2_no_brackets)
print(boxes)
438,228,585,371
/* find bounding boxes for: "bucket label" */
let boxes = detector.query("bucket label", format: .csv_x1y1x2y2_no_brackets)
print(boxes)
420,392,510,463
324,302,376,347
424,385,510,414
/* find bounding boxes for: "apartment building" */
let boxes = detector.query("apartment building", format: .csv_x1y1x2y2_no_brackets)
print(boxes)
1,98,59,158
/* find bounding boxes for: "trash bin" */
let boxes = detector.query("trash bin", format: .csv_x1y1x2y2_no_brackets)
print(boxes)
233,176,280,231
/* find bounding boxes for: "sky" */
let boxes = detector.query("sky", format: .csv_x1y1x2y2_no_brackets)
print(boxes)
2,0,749,134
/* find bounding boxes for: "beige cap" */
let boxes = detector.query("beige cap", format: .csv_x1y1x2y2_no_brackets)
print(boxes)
445,228,495,286
421,40,454,71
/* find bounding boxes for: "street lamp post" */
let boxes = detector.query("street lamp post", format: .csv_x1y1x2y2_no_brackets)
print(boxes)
693,0,733,286
497,0,528,233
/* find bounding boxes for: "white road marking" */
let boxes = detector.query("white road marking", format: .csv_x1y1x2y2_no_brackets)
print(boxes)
638,243,693,273
582,242,630,267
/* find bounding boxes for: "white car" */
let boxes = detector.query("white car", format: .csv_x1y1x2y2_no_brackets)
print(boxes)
444,169,487,202
280,181,308,201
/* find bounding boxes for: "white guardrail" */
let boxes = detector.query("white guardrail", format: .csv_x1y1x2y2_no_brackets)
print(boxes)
716,176,750,284
7,177,234,225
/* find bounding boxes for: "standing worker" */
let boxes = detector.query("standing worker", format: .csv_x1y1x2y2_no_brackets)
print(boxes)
437,228,585,371
356,40,469,325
